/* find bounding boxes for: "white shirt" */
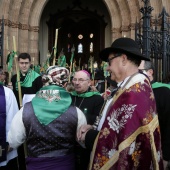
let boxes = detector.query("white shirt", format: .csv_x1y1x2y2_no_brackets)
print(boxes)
8,107,87,149
0,86,19,167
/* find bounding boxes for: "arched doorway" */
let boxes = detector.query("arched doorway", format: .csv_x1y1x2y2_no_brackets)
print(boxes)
46,8,107,67
39,0,111,66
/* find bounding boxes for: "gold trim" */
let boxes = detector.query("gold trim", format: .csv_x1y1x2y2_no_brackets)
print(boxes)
99,115,158,170
89,75,158,170
89,133,99,170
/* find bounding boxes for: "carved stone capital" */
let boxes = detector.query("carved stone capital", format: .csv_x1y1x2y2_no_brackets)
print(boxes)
0,19,39,32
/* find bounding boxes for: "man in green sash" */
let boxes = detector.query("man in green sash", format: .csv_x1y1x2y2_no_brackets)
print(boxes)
11,53,43,106
71,70,104,170
10,53,43,170
139,60,170,169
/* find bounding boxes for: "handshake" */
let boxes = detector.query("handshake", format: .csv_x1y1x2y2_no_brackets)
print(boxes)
77,125,93,142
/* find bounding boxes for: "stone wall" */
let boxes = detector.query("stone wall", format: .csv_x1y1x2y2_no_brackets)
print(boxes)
0,0,169,69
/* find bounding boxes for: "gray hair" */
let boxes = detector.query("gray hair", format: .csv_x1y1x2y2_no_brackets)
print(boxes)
143,61,155,71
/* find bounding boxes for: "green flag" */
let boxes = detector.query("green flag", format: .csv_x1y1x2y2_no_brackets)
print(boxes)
58,55,66,67
103,62,110,77
6,51,15,72
70,52,74,63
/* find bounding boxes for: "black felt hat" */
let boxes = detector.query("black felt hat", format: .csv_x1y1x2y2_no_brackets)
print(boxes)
99,37,150,61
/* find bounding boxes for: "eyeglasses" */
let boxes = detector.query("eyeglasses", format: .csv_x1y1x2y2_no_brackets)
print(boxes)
107,53,122,66
72,78,89,83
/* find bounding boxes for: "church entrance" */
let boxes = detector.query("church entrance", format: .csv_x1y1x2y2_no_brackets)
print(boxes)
46,3,107,68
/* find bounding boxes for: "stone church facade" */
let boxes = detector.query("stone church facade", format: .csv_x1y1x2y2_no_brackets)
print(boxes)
0,0,170,68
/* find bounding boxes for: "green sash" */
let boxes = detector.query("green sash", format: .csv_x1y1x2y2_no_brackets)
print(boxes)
32,85,71,125
0,82,4,85
152,82,170,89
16,69,40,90
71,90,100,97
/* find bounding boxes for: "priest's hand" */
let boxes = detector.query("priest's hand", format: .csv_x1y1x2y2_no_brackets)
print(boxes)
77,124,92,141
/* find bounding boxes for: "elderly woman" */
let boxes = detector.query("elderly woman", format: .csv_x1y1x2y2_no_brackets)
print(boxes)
7,66,87,170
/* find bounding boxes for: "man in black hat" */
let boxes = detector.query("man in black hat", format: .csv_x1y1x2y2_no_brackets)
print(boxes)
78,37,164,170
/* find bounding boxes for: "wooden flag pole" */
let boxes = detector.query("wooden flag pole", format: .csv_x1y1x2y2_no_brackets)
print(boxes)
78,57,81,70
53,29,58,66
69,45,75,83
13,36,22,108
6,36,12,83
69,62,73,83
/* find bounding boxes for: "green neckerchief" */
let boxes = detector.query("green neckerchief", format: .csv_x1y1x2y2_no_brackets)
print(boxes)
0,81,4,85
32,85,71,125
16,69,40,91
152,82,170,89
71,90,100,97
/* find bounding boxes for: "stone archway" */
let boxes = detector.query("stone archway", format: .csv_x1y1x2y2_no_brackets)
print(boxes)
0,0,170,68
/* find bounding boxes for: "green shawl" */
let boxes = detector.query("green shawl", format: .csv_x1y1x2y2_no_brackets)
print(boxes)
32,85,71,125
16,69,40,90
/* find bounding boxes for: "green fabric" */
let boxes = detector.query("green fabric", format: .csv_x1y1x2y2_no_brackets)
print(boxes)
43,57,50,71
16,69,40,91
152,82,170,89
103,62,109,77
7,52,15,72
32,85,71,125
0,81,4,85
71,90,100,97
58,55,66,67
34,65,41,74
70,52,74,63
72,62,76,73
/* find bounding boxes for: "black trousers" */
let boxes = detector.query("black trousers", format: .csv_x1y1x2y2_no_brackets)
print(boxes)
17,145,26,170
0,157,18,170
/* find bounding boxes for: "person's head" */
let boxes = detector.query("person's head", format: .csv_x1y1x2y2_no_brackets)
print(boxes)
18,53,31,74
44,66,69,87
99,38,150,82
72,70,91,93
0,68,6,83
138,60,154,81
65,82,75,92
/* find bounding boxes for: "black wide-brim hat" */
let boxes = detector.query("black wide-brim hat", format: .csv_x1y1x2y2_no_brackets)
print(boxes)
100,37,150,61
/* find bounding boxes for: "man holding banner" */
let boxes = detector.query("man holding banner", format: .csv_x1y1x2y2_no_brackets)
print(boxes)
10,53,43,170
11,53,43,106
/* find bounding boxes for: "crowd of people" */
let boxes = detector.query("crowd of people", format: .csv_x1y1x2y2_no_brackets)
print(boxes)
0,37,170,170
